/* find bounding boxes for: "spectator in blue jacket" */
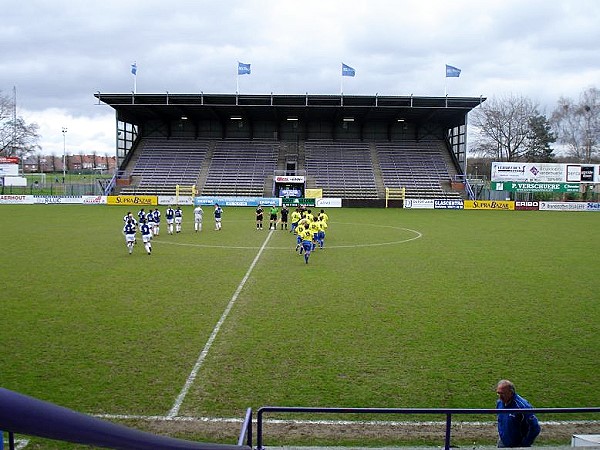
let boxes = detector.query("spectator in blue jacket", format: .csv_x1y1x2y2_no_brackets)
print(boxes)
496,380,541,447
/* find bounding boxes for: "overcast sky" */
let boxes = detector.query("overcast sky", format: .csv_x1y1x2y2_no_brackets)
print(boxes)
2,0,599,156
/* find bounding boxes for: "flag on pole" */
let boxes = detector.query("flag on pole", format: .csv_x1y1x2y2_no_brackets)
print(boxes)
238,62,251,75
445,64,461,77
131,62,137,76
342,63,356,77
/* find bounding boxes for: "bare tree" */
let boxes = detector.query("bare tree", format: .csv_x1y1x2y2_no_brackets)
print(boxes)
50,152,58,173
471,94,540,161
0,90,41,157
551,87,600,162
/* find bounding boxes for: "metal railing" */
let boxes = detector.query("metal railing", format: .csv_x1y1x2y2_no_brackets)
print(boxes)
0,387,251,450
238,408,253,447
255,405,600,450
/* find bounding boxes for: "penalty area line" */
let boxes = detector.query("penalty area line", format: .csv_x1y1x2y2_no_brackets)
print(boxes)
166,229,275,418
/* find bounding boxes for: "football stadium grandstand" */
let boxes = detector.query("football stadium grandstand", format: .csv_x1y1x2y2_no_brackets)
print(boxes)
95,93,483,204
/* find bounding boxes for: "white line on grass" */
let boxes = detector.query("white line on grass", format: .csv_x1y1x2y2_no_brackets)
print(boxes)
156,223,422,250
166,229,275,418
94,413,599,428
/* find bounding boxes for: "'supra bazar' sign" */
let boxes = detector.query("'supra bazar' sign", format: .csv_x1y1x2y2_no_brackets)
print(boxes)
107,195,157,206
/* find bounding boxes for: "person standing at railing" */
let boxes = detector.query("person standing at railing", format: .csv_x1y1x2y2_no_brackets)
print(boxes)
496,379,540,447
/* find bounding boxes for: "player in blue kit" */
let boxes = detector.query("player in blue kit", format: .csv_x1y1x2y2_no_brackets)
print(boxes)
152,208,161,236
214,204,223,230
139,219,152,255
123,219,137,255
174,206,183,233
146,209,156,236
165,206,175,234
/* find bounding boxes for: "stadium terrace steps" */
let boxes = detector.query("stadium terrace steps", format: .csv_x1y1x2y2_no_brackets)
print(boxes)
304,141,379,199
201,140,278,197
119,137,462,200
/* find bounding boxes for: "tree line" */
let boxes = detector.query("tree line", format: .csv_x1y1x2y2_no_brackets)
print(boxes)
471,87,600,164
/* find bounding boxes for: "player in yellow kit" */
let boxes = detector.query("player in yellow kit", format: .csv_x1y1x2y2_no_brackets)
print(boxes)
290,208,302,234
316,215,327,249
298,226,314,264
309,217,320,250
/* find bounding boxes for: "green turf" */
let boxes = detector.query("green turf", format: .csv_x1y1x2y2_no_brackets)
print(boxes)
1,205,599,448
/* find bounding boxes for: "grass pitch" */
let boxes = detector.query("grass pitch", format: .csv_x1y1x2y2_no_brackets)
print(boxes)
1,205,599,448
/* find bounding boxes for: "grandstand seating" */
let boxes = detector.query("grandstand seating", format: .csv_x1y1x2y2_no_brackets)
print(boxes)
201,140,278,197
120,138,208,195
118,137,462,200
376,140,461,199
304,141,379,199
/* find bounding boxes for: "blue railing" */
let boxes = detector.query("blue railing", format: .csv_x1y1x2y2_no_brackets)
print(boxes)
255,405,600,450
453,174,475,200
104,171,118,195
0,387,250,450
238,408,253,447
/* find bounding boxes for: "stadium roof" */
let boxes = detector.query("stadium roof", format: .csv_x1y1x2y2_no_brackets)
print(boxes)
95,93,485,127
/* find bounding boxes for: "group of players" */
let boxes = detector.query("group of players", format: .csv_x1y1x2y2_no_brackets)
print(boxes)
122,208,163,255
254,205,329,264
292,207,329,264
123,203,328,263
122,204,224,255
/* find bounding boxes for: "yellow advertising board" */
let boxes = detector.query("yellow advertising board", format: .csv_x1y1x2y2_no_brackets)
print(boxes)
464,200,514,210
304,189,323,199
107,195,157,206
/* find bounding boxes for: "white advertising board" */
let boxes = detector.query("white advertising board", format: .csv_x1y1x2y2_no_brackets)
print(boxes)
492,162,600,183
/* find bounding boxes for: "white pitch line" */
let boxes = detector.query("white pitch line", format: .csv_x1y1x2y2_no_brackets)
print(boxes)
93,413,600,428
167,229,275,418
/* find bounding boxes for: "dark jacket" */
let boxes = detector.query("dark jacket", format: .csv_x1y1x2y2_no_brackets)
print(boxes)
497,393,541,447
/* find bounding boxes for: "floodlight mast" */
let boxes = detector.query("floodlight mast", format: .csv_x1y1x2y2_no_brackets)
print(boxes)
62,127,67,183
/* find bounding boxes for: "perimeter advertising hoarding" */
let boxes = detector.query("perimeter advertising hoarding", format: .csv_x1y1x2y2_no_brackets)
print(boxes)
315,198,342,208
33,196,84,204
539,202,600,211
434,199,464,209
404,199,435,209
491,181,580,193
158,195,194,206
403,199,464,209
491,162,600,183
0,195,33,204
107,195,157,206
282,197,315,207
464,200,514,210
194,196,281,207
515,201,539,211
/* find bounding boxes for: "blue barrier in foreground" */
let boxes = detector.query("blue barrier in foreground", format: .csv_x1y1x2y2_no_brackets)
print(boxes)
256,405,600,450
0,387,250,450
